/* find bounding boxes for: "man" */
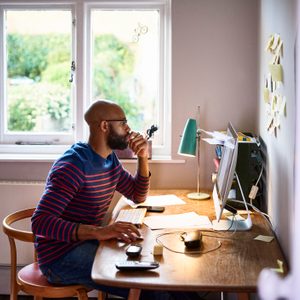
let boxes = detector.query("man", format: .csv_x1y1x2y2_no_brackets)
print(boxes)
31,100,151,298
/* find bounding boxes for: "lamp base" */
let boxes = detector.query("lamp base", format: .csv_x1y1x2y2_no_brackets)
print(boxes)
187,192,210,200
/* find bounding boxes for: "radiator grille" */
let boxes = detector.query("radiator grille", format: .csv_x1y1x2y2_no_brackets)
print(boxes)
0,181,45,265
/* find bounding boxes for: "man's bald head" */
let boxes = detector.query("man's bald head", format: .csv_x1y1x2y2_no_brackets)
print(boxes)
84,99,124,126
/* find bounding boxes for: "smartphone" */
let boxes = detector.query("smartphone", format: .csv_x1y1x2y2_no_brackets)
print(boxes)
116,261,159,271
139,206,165,213
126,244,142,258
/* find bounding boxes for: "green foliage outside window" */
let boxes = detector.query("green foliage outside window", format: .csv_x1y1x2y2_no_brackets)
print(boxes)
93,34,140,128
7,34,49,80
8,97,38,131
7,33,138,132
8,83,70,132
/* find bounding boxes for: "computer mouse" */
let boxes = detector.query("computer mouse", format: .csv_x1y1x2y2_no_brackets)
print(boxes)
182,230,202,249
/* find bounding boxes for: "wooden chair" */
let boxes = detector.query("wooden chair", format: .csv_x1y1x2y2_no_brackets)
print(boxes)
2,208,105,300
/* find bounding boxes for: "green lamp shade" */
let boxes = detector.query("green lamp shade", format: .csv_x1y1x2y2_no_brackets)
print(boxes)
178,118,197,157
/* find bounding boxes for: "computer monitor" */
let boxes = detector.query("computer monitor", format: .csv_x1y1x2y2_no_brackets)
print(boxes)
212,122,252,231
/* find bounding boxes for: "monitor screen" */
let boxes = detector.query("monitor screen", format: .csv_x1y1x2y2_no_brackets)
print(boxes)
212,122,252,231
214,122,238,221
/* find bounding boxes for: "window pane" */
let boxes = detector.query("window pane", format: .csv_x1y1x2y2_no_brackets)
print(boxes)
91,10,160,141
5,10,72,133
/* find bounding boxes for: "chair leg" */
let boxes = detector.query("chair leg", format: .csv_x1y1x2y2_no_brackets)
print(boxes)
10,289,17,300
10,280,20,300
77,288,89,300
98,291,106,300
128,289,141,300
34,296,43,300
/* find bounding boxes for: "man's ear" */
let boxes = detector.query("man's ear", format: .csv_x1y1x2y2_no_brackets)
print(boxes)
99,120,109,132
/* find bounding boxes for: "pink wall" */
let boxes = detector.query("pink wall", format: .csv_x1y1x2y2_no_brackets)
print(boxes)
167,0,258,189
0,0,259,191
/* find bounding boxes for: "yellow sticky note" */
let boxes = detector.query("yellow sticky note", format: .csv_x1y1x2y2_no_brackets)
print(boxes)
265,35,274,52
270,34,280,51
264,88,270,103
271,259,284,273
271,94,277,111
266,117,273,131
279,96,287,116
254,235,274,243
269,64,283,82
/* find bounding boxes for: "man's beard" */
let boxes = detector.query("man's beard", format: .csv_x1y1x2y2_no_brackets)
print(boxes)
107,124,129,150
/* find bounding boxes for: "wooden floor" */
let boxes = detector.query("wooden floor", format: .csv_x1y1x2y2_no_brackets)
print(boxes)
0,293,217,300
0,293,222,300
0,292,258,300
0,296,128,300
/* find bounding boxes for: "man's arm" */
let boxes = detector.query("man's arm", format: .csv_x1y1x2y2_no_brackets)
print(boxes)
31,164,83,242
137,156,149,178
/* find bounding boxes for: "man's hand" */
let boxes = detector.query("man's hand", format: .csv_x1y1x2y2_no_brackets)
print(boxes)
128,131,148,158
94,222,141,243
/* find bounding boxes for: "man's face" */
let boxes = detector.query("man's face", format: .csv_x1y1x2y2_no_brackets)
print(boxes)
107,122,129,150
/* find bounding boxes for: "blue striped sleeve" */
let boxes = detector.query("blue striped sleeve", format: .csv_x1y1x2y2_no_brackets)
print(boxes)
116,166,150,203
31,162,84,243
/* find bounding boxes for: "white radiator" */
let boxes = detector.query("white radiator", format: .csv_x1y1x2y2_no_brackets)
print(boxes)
0,181,45,266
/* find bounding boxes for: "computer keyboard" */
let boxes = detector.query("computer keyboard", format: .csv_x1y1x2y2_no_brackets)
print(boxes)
115,208,147,227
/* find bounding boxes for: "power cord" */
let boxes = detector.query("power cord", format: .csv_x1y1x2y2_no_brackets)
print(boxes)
231,199,274,228
155,231,222,255
248,165,264,206
232,164,273,227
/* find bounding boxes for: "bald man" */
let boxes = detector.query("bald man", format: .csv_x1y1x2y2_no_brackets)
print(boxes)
31,100,153,298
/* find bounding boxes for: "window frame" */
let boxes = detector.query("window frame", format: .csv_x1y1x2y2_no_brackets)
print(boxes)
0,0,171,158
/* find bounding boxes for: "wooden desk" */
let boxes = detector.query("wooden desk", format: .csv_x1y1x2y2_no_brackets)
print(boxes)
92,190,287,300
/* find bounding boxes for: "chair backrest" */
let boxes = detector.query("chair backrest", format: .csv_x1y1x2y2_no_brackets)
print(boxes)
3,208,35,242
2,208,95,300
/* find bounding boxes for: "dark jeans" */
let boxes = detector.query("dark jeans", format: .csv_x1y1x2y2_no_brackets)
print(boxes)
39,240,200,300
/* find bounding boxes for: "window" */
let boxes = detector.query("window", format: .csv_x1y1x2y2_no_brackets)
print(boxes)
0,0,171,157
0,6,74,145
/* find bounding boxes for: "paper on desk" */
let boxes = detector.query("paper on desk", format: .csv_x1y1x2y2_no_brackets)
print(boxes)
201,129,234,146
143,212,212,230
200,129,229,141
124,194,186,208
202,138,224,145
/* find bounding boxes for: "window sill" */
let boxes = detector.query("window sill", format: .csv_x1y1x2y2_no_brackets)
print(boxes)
0,153,185,163
0,145,185,163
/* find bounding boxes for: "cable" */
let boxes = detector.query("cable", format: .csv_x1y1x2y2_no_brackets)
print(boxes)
249,164,264,206
255,165,264,186
244,164,277,231
155,231,222,255
228,215,238,235
230,199,274,228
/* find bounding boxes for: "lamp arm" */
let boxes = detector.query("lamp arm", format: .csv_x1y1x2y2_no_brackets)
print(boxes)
196,129,201,194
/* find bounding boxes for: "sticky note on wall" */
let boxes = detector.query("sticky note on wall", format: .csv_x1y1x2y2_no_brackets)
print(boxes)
269,64,283,82
264,88,270,103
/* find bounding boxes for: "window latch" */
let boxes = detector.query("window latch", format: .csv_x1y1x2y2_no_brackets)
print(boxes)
69,61,76,83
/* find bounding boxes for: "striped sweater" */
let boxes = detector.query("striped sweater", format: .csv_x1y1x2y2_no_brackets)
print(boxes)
31,142,150,266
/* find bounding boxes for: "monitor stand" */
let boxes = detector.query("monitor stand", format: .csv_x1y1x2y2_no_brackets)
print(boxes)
212,172,252,231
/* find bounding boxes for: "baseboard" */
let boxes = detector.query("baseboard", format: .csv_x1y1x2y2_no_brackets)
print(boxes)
0,266,10,295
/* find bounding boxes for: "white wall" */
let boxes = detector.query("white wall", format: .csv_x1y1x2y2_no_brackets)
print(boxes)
259,0,297,260
258,1,299,298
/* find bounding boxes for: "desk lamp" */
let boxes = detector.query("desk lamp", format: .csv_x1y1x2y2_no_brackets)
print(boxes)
178,108,210,200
